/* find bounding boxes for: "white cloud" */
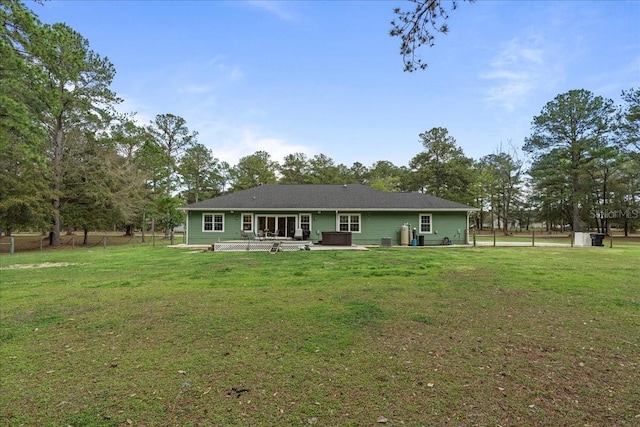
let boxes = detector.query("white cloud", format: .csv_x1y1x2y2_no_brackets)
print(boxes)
480,35,559,112
197,124,317,167
247,1,298,22
181,84,215,95
175,56,244,96
205,56,244,83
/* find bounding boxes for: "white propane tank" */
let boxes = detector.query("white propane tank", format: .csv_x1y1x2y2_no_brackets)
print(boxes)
400,224,409,246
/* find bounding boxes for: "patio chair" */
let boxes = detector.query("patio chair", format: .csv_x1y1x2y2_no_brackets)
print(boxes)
241,231,255,240
256,230,265,240
293,228,304,240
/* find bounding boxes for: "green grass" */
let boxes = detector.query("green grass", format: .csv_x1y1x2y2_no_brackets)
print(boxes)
1,245,639,426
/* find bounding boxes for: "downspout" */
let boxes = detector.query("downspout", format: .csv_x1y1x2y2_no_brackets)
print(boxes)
184,211,189,245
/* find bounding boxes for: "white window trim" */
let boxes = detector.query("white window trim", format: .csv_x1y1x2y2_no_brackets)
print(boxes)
241,213,254,232
299,213,312,231
337,213,361,233
419,213,433,234
202,213,225,233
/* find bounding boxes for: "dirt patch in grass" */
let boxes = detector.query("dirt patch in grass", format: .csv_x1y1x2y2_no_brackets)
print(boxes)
0,262,77,270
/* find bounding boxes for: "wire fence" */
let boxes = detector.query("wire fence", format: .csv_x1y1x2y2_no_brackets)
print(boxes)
471,230,640,248
1,231,637,255
0,233,184,254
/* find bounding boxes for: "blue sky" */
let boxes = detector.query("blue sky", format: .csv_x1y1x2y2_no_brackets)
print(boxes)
33,1,640,168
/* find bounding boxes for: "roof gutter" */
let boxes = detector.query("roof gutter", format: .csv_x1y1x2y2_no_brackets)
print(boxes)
178,207,479,212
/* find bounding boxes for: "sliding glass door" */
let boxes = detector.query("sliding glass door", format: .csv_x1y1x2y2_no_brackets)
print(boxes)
256,216,296,238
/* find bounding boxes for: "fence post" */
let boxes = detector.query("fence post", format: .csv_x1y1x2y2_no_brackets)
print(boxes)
10,237,14,255
571,231,574,247
103,236,106,249
493,229,496,247
72,236,75,249
473,229,476,247
532,230,535,247
610,234,613,248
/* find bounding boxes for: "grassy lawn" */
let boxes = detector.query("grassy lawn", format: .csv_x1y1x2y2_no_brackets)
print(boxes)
1,245,639,426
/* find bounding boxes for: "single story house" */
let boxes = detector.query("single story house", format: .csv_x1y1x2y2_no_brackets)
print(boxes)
179,184,478,246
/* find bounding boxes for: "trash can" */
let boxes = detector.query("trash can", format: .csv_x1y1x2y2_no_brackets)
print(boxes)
418,235,425,246
590,233,605,247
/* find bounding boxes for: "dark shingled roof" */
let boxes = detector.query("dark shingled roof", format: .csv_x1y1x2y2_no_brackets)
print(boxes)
181,184,476,211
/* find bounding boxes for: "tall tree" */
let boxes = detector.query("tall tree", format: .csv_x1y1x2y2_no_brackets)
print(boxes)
147,113,196,238
110,116,152,236
478,149,523,233
390,0,474,72
368,160,407,192
135,139,168,240
524,89,616,231
606,156,640,236
307,154,344,184
178,143,223,203
29,21,121,246
617,87,639,158
147,113,197,196
60,128,142,243
229,151,278,191
1,0,45,151
0,132,49,235
409,127,474,203
0,0,49,235
528,152,573,231
584,146,625,232
349,162,369,185
279,152,312,184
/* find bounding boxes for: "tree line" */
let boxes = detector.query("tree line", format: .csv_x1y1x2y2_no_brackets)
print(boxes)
2,1,639,246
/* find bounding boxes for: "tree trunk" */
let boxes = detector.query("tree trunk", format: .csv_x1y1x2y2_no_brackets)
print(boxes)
51,117,64,246
571,171,581,232
164,208,171,239
141,210,146,243
83,228,89,245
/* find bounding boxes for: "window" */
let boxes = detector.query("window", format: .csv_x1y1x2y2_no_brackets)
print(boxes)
242,214,253,231
203,213,224,232
419,214,432,233
299,214,311,231
339,214,360,232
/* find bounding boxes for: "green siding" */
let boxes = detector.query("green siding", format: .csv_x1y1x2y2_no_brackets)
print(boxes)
186,211,244,244
355,211,468,245
186,210,469,246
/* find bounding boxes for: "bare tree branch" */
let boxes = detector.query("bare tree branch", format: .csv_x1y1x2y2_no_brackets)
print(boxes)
390,0,474,72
